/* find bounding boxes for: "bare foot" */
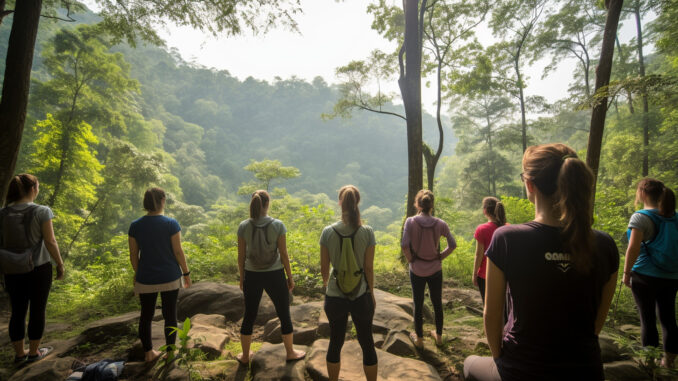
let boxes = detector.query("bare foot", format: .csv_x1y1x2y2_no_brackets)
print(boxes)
144,349,161,363
430,330,443,346
286,349,306,362
409,332,423,348
236,352,251,366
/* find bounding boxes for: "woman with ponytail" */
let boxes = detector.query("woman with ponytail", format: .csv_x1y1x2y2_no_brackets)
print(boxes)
473,197,506,304
236,190,305,366
320,185,377,381
623,178,678,368
1,174,64,364
464,144,619,381
401,189,456,348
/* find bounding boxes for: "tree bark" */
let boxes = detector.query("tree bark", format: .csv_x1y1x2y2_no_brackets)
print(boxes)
399,0,423,217
587,0,624,199
0,0,42,206
633,6,649,176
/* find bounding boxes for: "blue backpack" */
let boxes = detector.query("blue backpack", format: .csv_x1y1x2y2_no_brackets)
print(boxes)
631,209,678,273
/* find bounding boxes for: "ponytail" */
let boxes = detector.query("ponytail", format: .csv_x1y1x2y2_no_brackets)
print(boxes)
415,189,434,214
523,144,594,273
5,174,38,206
339,185,361,227
482,196,506,226
250,190,270,220
637,178,676,218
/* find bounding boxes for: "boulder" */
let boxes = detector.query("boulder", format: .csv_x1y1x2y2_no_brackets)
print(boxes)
78,311,139,345
192,313,228,329
9,356,76,381
189,322,230,359
382,330,417,357
306,339,441,381
373,289,432,321
599,333,629,363
372,302,413,335
604,360,651,381
250,343,309,381
373,333,386,349
194,360,242,380
177,281,276,324
263,302,322,345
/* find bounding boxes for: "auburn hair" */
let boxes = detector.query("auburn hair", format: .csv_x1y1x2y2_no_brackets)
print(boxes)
415,189,435,214
250,190,270,220
522,143,594,273
482,196,506,226
5,174,38,206
339,185,361,227
636,178,676,218
143,187,166,212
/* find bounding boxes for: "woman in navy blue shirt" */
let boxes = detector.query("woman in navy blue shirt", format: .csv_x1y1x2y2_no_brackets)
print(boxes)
129,187,191,362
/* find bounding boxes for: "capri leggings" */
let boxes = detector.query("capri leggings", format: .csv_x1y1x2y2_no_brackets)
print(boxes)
240,269,293,335
324,292,377,366
630,271,678,353
4,263,52,342
139,289,179,352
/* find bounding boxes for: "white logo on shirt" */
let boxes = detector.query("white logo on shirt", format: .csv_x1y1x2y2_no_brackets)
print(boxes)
544,252,572,273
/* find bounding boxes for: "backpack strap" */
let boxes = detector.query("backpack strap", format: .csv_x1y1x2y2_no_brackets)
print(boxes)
250,219,274,245
331,226,363,277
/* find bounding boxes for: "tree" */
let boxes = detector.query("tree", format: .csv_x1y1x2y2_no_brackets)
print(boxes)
0,0,301,204
586,0,624,198
238,159,300,194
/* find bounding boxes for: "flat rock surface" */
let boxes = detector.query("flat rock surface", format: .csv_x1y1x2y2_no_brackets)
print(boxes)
251,343,310,381
178,281,276,324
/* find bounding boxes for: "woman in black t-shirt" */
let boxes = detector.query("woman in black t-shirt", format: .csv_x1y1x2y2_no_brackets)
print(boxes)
463,144,619,381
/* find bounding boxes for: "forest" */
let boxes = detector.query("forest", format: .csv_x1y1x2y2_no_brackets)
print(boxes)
0,0,677,380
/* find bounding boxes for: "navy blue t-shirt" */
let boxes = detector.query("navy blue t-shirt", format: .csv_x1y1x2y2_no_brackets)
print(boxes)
486,222,618,381
128,215,182,284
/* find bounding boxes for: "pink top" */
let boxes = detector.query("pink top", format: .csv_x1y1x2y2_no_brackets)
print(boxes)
401,214,456,277
473,221,500,279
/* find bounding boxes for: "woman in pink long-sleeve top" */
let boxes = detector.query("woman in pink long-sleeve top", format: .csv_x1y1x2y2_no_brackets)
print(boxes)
401,190,456,348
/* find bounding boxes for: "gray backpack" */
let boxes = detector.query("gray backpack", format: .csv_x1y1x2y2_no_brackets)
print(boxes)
248,220,279,269
0,205,40,274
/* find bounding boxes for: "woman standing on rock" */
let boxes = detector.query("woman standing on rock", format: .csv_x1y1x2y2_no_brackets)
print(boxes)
472,197,506,304
401,189,456,348
623,178,678,368
128,187,191,363
320,185,377,381
236,190,305,365
463,144,618,381
1,174,65,364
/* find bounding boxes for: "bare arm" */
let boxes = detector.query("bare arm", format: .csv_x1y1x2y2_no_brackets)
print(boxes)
278,234,294,290
238,235,246,291
129,236,139,282
484,259,506,358
364,244,376,307
595,271,618,335
170,231,191,287
623,228,643,287
320,245,330,288
472,239,485,287
42,219,64,280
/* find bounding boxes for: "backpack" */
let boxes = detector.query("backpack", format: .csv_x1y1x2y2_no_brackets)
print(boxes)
0,205,40,275
409,219,441,263
631,209,678,273
248,220,279,270
332,227,364,297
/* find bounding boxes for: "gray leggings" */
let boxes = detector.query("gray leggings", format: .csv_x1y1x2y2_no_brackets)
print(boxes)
463,355,501,381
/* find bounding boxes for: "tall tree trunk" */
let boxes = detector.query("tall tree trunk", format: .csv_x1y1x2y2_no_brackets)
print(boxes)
399,0,423,217
0,0,42,206
634,6,649,176
587,0,624,200
615,35,635,114
516,62,527,153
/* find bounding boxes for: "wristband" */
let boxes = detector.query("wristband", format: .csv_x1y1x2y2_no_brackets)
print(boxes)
183,271,191,277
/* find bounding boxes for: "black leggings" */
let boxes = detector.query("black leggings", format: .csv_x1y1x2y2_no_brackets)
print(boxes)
324,293,377,366
631,272,678,353
139,289,179,352
4,263,52,342
410,270,443,337
240,269,292,335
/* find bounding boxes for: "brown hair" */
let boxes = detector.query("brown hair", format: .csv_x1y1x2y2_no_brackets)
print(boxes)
5,174,38,206
522,143,594,273
250,190,270,219
339,185,361,227
636,178,676,218
482,196,506,226
143,187,166,212
415,189,435,214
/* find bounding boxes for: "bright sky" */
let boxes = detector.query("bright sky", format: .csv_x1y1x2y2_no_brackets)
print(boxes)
83,0,646,116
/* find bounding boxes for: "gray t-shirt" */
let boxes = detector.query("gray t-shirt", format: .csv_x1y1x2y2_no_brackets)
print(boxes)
237,216,285,272
0,202,53,267
628,211,656,241
319,221,376,300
